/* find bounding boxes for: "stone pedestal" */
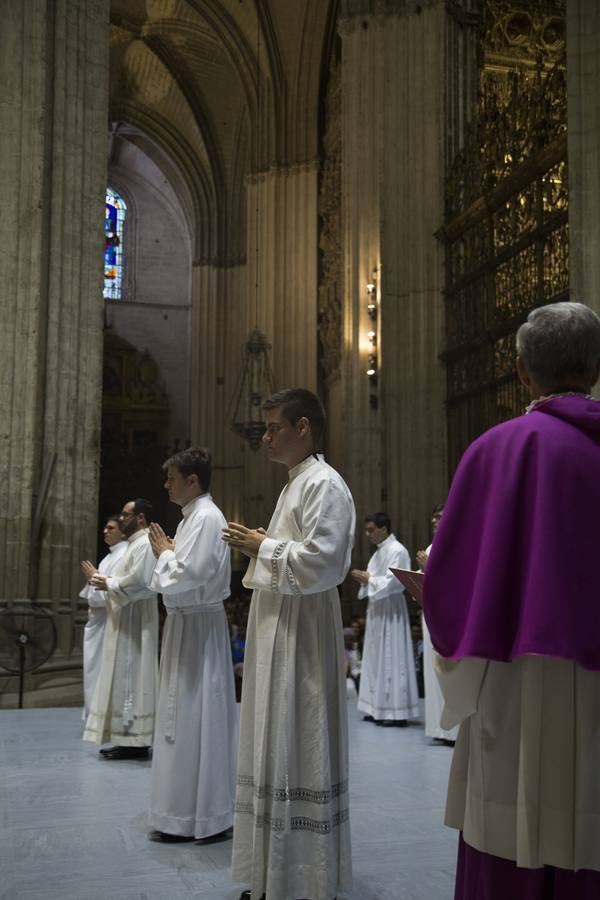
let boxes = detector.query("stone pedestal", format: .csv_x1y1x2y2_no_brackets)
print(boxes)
0,0,110,705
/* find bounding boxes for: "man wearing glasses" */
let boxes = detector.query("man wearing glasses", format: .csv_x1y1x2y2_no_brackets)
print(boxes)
83,498,159,760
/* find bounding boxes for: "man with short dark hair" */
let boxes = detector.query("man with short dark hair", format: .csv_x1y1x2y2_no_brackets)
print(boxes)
223,387,355,900
83,498,158,759
80,515,127,719
146,447,237,844
351,513,419,726
424,302,600,897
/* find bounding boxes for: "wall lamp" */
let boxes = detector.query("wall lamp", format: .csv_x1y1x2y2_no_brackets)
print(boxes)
366,274,378,408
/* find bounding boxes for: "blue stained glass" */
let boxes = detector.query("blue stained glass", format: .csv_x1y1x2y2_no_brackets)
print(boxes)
104,188,126,299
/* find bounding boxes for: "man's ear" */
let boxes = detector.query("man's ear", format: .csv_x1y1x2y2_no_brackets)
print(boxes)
296,416,310,437
515,355,531,389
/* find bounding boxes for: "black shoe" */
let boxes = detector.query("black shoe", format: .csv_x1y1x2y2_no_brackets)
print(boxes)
376,719,407,727
239,893,265,900
194,828,231,845
149,830,195,843
362,715,374,722
101,746,151,760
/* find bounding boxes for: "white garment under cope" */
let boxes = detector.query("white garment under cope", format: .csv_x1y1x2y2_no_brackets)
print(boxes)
232,454,356,900
83,528,158,747
79,540,128,718
421,543,458,742
147,493,237,839
438,654,600,872
357,534,419,721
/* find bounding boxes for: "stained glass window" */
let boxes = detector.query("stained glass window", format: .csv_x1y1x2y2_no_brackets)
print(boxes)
104,188,126,299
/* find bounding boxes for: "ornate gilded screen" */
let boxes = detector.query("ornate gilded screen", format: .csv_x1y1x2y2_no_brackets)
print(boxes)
439,1,568,473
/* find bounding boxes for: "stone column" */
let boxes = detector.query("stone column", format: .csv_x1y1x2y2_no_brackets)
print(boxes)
0,0,110,703
338,0,479,558
567,0,600,320
191,164,320,536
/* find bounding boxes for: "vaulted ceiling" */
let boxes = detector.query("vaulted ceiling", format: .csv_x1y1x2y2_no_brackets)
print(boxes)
109,0,338,263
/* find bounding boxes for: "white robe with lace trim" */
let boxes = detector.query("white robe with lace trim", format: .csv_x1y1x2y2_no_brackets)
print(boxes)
438,654,600,872
83,528,158,747
79,540,128,718
421,544,458,741
147,493,237,838
357,534,420,721
232,455,355,900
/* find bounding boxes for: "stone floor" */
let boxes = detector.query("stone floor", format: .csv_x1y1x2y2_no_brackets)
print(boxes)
0,703,457,900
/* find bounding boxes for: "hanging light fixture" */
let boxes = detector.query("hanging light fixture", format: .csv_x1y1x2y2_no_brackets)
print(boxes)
230,2,276,449
366,271,378,409
230,329,275,449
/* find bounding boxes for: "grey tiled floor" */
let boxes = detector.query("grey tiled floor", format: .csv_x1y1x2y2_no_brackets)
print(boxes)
0,704,456,900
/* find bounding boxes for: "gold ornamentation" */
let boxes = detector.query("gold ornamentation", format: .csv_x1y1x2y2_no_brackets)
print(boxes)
441,1,568,472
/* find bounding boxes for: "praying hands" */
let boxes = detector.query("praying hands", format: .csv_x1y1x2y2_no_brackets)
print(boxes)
148,522,175,558
222,523,266,558
80,560,97,582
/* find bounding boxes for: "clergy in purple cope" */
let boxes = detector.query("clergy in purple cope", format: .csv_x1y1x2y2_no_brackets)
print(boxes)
423,301,600,900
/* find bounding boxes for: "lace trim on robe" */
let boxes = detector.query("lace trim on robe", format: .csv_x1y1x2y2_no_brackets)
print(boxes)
234,804,349,834
271,541,287,591
269,540,303,596
235,776,350,833
236,774,348,803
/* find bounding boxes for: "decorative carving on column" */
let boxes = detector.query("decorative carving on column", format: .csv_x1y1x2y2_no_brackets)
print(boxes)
484,0,565,66
318,56,343,385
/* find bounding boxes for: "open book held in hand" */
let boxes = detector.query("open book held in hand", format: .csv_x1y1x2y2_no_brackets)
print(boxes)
390,568,424,607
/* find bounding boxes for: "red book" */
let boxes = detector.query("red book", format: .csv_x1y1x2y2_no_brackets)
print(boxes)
390,568,424,606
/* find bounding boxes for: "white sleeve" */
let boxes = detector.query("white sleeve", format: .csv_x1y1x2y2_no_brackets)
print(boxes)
79,551,116,607
434,655,489,730
364,544,411,603
150,513,227,595
79,582,102,605
106,542,156,607
244,478,354,596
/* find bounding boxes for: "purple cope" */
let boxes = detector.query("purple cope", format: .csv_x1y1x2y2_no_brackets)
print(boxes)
423,394,600,670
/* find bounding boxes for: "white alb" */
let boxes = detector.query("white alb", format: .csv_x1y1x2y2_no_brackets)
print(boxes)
148,493,237,838
357,534,420,721
232,455,355,900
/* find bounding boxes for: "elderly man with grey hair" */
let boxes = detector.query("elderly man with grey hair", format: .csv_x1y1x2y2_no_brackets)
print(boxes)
423,302,600,899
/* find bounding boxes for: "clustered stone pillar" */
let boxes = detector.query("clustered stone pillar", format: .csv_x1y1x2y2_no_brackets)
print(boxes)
338,0,477,557
191,164,320,536
567,0,600,327
0,0,110,701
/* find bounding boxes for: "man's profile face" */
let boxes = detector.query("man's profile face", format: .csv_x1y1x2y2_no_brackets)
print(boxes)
164,465,197,507
365,520,388,546
431,511,443,535
119,501,139,537
103,519,123,547
262,407,306,467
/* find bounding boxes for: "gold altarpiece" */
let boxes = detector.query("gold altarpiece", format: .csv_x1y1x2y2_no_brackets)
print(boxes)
439,0,568,473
